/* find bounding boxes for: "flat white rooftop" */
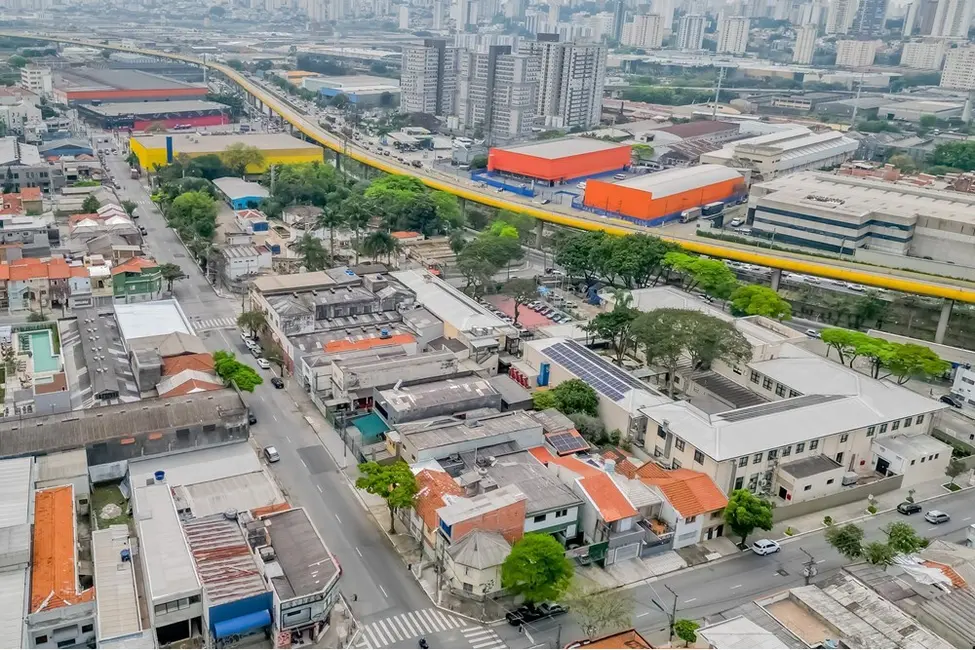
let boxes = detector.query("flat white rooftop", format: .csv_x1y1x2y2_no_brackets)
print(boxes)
92,526,141,644
495,138,628,160
115,299,193,342
133,482,201,603
611,164,743,197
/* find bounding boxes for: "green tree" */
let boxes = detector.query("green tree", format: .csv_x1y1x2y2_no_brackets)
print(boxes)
884,521,926,555
586,292,638,365
361,230,400,265
565,580,632,640
355,461,418,534
549,379,600,417
632,143,654,161
674,619,700,647
883,343,950,384
316,206,346,262
501,533,574,605
569,413,608,444
158,263,185,292
729,284,792,320
532,390,558,411
469,154,488,170
125,152,141,168
121,200,138,217
167,191,218,240
632,309,688,398
186,154,231,181
826,523,864,561
227,58,244,70
341,194,373,264
293,233,330,271
457,254,497,293
684,312,751,371
723,489,774,549
821,328,866,366
81,194,100,213
221,143,265,176
503,278,537,326
430,191,464,229
7,55,27,68
887,154,917,173
863,541,896,566
27,311,46,323
919,114,938,129
930,141,975,171
212,350,264,391
946,457,966,488
237,310,268,338
329,93,350,109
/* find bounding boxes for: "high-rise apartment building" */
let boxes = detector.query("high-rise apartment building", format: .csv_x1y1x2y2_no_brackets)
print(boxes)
900,39,947,68
793,24,817,63
716,16,750,53
850,0,887,35
400,38,456,115
433,0,444,28
455,45,539,143
835,39,880,66
522,34,607,129
941,45,975,90
20,65,51,96
931,0,974,37
653,0,675,29
621,13,665,48
676,13,706,49
825,0,856,33
399,4,410,28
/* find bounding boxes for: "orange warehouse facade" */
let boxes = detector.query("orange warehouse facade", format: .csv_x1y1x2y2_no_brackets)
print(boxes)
488,143,632,184
584,172,745,226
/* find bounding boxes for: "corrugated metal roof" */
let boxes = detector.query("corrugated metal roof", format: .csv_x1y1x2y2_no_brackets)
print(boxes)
613,164,744,198
182,514,268,606
133,482,201,602
92,526,141,643
495,138,628,160
0,569,27,648
0,458,32,528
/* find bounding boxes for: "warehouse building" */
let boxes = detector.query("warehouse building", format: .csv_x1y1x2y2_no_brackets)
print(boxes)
878,99,964,123
77,100,231,130
747,171,975,261
487,138,632,185
583,164,746,226
700,127,858,182
52,68,208,104
301,75,401,108
129,133,323,174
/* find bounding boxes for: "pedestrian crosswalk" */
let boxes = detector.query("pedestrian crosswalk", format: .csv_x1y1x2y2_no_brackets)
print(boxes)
192,316,238,332
462,626,508,649
354,608,469,649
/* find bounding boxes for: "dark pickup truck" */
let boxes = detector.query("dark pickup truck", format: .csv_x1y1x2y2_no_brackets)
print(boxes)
505,602,568,626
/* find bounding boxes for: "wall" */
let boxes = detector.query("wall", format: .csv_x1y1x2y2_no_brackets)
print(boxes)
27,602,96,649
656,498,702,549
132,115,230,131
129,139,323,175
870,438,950,487
583,177,743,223
447,498,527,544
776,463,846,503
488,144,632,183
771,473,903,521
524,505,579,537
208,592,273,637
853,247,975,281
445,556,502,595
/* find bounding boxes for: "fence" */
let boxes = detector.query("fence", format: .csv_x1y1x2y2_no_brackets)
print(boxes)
771,473,904,522
469,171,536,197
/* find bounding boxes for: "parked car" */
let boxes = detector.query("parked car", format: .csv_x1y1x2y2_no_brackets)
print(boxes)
271,377,285,389
248,410,257,425
263,446,280,463
941,394,964,408
925,510,950,524
897,502,922,515
613,173,627,180
751,539,780,556
729,218,743,227
805,329,820,338
256,358,271,370
139,226,148,236
505,602,568,626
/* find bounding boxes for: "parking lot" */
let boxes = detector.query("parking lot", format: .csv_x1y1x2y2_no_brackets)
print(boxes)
479,292,575,331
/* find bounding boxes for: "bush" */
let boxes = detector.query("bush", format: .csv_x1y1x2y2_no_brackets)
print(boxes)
867,504,878,514
784,527,796,536
823,515,833,527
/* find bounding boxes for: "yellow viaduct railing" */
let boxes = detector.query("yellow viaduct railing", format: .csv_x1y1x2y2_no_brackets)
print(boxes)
12,31,975,304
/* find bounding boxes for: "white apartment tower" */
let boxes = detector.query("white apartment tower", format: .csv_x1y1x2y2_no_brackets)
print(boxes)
455,45,539,143
931,0,974,36
941,45,975,90
19,65,51,96
399,4,410,28
676,13,706,50
793,24,817,63
825,0,856,33
522,34,607,129
901,39,947,69
621,13,665,48
716,16,750,54
400,39,457,115
835,39,880,66
654,0,675,28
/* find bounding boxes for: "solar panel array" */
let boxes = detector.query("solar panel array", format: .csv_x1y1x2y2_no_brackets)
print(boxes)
546,431,590,455
719,394,845,422
544,340,651,402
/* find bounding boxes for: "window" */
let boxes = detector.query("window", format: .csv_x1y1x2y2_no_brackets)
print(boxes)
34,636,47,645
789,390,800,398
81,625,93,634
768,449,778,460
750,370,760,384
654,445,663,457
804,485,811,491
782,445,792,457
675,438,685,452
733,364,742,375
533,514,546,523
672,459,682,469
892,420,900,431
964,376,975,385
904,417,912,428
734,476,744,490
739,456,748,467
753,452,763,463
693,450,705,464
911,459,916,465
867,425,875,436
556,509,568,517
935,453,939,459
826,478,834,485
796,442,805,453
916,415,925,425
928,455,934,461
836,452,844,464
57,641,76,649
775,383,786,397
921,456,925,463
203,424,216,433
685,516,697,523
810,440,819,450
880,423,888,433
840,434,848,443
763,377,773,390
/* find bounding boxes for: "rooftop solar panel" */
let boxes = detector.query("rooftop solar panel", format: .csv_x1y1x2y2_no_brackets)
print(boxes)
718,394,845,422
544,340,655,402
546,431,590,455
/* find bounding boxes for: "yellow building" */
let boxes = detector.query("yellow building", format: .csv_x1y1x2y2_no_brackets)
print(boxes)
128,133,324,174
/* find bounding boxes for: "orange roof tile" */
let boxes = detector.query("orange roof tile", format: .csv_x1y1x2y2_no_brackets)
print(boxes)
68,212,100,225
602,449,638,479
0,193,23,215
47,257,70,280
924,560,967,588
323,333,415,353
8,259,47,282
251,502,291,518
162,353,215,376
639,467,728,518
69,265,89,278
0,264,9,281
634,461,670,481
31,486,95,613
20,187,41,201
569,629,653,649
158,378,225,398
579,473,638,523
415,469,463,531
528,446,601,477
111,256,158,276
391,231,422,239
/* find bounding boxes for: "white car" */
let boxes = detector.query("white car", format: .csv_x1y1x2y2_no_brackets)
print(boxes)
729,218,743,228
752,539,780,556
256,358,271,370
806,329,820,338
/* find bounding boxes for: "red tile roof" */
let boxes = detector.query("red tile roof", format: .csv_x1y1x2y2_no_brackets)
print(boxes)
637,464,728,518
68,212,100,225
528,446,600,477
47,257,70,280
924,560,967,588
8,259,48,282
20,187,41,202
602,449,638,479
530,447,637,523
158,378,225,398
111,257,157,276
0,193,23,215
569,629,653,649
324,333,414,353
415,469,463,531
391,231,422,239
162,353,215,376
69,265,89,279
31,486,95,613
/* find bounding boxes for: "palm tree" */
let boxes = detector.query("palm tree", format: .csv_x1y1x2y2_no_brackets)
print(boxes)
341,195,373,264
316,205,347,262
362,231,400,266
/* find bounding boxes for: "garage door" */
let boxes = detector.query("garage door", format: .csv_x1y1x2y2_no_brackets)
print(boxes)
612,542,641,564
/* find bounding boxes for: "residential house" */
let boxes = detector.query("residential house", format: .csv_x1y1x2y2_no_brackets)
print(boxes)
412,468,465,554
444,530,510,597
1,257,70,313
0,136,65,193
218,244,272,282
111,257,161,303
633,461,728,547
435,484,527,547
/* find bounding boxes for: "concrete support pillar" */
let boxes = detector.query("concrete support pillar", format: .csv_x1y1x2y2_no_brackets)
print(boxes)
535,220,544,247
335,153,342,173
770,268,781,292
936,299,953,344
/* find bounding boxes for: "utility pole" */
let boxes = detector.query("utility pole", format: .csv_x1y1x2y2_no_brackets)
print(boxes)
711,67,725,121
849,71,864,129
665,584,679,641
800,547,818,585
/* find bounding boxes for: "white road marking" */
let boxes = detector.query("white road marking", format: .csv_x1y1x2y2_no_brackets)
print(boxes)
816,559,826,564
364,627,384,647
300,459,308,469
929,526,939,531
731,584,742,590
375,620,394,642
285,435,291,443
399,614,419,638
356,547,363,557
637,612,650,618
317,485,323,493
684,597,697,603
390,616,409,639
379,584,388,598
272,414,278,421
334,513,342,523
964,517,972,522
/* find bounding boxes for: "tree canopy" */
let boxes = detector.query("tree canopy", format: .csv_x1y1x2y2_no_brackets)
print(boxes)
729,285,792,320
821,328,949,383
355,461,418,534
212,351,264,392
553,231,676,289
565,580,633,640
930,141,975,172
292,233,330,272
723,489,774,548
543,378,600,417
501,533,574,605
237,310,268,338
221,143,265,175
586,292,638,365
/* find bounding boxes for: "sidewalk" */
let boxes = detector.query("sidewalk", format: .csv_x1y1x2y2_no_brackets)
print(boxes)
575,537,740,590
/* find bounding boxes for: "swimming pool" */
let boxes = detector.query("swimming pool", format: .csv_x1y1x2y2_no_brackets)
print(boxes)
28,330,60,373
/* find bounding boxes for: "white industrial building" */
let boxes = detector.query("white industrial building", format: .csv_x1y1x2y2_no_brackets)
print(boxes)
747,171,975,262
879,99,964,122
716,16,750,55
699,127,858,182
